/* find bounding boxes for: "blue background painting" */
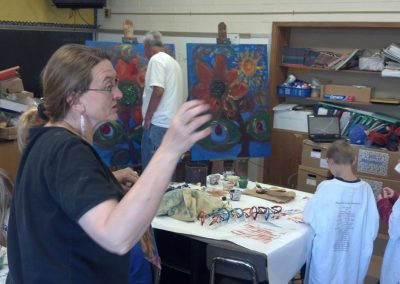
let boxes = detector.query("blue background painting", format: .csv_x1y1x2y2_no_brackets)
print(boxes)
187,44,271,161
85,41,175,169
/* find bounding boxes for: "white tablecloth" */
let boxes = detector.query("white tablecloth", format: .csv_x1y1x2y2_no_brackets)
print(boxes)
152,182,313,284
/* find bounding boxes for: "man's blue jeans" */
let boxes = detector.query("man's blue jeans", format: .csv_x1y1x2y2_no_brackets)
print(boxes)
141,124,168,170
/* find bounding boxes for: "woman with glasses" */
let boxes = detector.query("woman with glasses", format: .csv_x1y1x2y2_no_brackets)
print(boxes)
6,44,211,284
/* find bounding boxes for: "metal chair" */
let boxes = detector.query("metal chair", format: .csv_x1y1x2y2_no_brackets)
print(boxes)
206,242,268,284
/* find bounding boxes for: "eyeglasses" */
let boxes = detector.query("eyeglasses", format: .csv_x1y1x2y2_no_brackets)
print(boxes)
85,78,119,94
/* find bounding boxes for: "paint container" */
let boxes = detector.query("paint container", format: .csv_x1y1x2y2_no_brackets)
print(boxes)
185,162,208,186
238,176,248,189
229,189,242,201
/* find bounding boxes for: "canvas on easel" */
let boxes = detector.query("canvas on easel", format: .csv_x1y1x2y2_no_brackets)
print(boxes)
85,41,175,169
187,43,271,160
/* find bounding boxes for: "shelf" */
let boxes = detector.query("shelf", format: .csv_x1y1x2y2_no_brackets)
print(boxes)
280,64,381,75
266,21,400,190
306,97,372,106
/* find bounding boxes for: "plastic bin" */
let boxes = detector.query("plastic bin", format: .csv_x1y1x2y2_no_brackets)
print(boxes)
277,85,312,97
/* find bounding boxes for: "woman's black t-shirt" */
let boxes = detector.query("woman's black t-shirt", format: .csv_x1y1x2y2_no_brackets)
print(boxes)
6,127,130,284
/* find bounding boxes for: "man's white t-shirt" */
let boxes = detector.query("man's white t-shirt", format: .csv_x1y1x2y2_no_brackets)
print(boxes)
380,198,400,284
303,178,379,284
142,52,186,128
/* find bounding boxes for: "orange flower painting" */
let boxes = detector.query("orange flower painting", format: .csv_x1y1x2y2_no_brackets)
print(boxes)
85,41,175,168
187,44,271,160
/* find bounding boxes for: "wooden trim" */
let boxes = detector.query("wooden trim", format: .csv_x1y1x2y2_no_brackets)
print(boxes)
272,22,400,29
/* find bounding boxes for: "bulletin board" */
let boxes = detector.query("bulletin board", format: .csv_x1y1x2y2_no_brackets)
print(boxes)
0,29,93,97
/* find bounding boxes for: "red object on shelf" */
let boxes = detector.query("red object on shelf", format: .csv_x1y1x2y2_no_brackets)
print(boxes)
0,66,19,81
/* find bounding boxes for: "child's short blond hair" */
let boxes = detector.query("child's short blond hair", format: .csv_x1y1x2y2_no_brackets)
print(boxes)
327,139,355,165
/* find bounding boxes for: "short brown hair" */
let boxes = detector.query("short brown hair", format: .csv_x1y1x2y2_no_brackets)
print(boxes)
327,139,355,165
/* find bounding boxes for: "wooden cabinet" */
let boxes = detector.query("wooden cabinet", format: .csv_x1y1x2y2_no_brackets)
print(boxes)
0,140,20,179
264,129,307,188
268,21,400,118
263,22,400,188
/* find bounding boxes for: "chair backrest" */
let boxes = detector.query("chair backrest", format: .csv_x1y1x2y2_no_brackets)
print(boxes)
206,242,268,282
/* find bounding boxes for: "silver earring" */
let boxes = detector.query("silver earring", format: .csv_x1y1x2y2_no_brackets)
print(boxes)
80,114,86,135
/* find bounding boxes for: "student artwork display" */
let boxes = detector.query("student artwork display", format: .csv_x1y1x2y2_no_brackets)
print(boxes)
85,41,175,169
187,43,270,160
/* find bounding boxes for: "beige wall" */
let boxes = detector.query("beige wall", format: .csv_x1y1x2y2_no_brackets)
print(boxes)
98,0,400,34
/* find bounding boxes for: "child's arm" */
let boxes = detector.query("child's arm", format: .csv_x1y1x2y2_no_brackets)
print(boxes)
377,198,393,225
303,188,322,225
303,198,315,224
382,187,399,204
389,191,400,205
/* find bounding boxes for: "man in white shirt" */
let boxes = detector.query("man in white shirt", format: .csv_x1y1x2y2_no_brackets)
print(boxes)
141,31,186,169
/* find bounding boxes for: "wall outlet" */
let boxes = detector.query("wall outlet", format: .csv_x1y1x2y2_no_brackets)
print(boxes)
228,33,240,44
104,8,111,18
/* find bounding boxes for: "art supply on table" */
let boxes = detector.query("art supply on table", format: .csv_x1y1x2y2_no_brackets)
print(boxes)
226,175,239,186
229,189,242,201
244,185,296,203
238,176,248,189
208,174,220,185
222,180,235,191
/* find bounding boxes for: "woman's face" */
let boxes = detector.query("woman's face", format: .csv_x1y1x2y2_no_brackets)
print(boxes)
80,60,123,127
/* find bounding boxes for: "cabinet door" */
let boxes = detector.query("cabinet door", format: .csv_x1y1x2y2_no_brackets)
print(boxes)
0,141,20,179
263,129,307,188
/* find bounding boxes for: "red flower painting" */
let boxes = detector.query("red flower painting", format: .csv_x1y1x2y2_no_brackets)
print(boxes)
192,53,248,118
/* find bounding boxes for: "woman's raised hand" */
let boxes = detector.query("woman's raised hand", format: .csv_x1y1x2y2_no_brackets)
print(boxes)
161,100,211,157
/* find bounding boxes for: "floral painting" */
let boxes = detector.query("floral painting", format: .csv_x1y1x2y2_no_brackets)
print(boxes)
85,41,175,169
187,44,270,160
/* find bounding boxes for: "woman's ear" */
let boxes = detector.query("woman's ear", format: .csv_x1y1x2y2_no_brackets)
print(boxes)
67,93,85,113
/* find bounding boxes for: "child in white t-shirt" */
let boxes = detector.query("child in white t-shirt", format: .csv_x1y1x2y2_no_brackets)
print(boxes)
303,139,379,284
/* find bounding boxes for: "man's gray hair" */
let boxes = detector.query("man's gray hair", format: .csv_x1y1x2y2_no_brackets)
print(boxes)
143,31,163,47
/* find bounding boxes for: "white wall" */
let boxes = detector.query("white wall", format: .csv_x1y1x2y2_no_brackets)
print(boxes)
98,0,400,34
96,1,400,182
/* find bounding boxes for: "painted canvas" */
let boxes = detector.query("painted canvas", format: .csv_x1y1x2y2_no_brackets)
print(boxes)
187,44,270,160
85,41,175,169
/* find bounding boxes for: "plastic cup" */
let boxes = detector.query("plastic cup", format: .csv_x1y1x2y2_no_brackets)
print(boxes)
238,176,248,189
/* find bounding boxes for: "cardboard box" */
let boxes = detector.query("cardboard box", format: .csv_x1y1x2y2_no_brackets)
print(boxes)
0,77,24,94
13,90,34,100
0,140,20,179
301,139,330,169
0,127,17,140
320,84,373,103
273,104,312,133
359,174,400,235
354,146,399,180
302,139,400,180
297,165,331,193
